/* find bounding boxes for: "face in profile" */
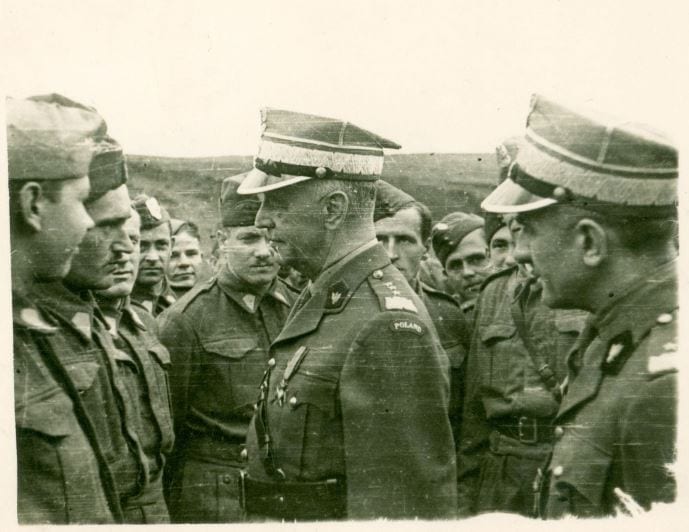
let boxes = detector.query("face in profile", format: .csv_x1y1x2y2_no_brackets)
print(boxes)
168,230,203,290
375,207,427,284
221,225,280,288
66,184,133,290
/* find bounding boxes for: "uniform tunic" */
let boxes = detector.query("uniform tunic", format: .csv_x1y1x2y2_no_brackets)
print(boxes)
157,270,296,522
458,265,587,516
33,282,172,523
243,242,457,520
14,292,119,524
540,260,677,517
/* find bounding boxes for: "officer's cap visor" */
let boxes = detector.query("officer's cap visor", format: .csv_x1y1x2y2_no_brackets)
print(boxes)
237,168,312,195
481,178,557,214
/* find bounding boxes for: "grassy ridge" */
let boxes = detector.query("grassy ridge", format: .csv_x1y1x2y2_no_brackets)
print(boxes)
126,153,498,253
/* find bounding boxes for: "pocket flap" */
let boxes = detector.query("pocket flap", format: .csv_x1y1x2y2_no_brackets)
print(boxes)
16,391,76,437
288,373,338,417
481,323,517,343
201,337,258,359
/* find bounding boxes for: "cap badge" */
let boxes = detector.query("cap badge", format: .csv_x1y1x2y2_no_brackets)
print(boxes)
145,197,162,220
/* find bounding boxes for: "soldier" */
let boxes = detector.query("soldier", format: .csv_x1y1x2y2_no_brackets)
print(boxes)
373,179,470,446
236,109,457,520
33,134,173,523
431,211,490,316
457,210,587,517
167,219,212,298
485,213,515,271
131,194,176,315
9,94,117,523
482,94,678,517
158,173,298,523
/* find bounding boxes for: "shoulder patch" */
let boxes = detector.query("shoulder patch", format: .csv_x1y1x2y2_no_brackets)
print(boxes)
389,319,425,336
480,264,518,292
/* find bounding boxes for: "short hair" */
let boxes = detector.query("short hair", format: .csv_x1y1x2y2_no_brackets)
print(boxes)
173,220,201,242
311,179,376,220
403,201,433,243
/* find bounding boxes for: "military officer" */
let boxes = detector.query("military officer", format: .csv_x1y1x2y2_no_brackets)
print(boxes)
431,211,490,317
158,173,297,523
33,134,173,523
482,94,678,517
373,179,470,446
236,109,457,520
457,210,587,517
9,94,118,524
131,194,176,316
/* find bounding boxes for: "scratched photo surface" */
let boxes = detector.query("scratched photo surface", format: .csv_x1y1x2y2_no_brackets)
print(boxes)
1,0,685,529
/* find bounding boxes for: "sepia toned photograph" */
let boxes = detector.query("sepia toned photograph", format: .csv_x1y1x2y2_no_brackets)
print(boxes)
1,0,685,528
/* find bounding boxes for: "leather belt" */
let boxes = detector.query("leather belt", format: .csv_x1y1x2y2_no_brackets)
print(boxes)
492,415,554,444
239,472,346,521
183,435,247,464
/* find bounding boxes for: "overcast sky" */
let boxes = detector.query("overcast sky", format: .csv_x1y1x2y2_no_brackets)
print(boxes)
2,0,687,156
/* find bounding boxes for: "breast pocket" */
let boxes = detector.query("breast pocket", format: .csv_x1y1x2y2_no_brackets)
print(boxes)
275,372,341,478
200,336,264,411
480,323,524,390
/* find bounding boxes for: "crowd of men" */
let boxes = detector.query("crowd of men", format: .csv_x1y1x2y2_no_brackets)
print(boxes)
9,93,678,523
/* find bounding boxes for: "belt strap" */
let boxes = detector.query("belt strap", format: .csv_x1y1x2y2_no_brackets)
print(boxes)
239,472,346,521
492,415,554,444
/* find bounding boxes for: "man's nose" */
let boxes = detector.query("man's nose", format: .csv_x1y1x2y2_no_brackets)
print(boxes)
113,226,134,254
254,238,273,258
383,238,399,261
513,233,532,265
255,204,274,231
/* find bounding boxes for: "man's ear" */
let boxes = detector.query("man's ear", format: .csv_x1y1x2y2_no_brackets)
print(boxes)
321,191,349,230
574,218,608,267
19,182,45,232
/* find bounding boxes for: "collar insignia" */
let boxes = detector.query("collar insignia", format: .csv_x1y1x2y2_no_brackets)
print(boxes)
325,280,349,311
243,294,256,311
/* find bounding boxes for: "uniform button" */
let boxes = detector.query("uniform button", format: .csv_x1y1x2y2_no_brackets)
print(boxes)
553,466,564,477
554,426,564,438
222,474,232,484
240,448,248,461
268,358,276,367
289,396,298,407
657,313,673,324
253,403,258,411
372,270,383,279
278,495,285,503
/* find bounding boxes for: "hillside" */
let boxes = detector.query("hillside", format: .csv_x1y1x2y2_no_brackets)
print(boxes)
126,153,499,253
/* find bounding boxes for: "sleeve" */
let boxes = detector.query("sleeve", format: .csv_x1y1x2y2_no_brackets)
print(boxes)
456,297,492,516
157,309,198,432
619,373,677,510
338,311,457,519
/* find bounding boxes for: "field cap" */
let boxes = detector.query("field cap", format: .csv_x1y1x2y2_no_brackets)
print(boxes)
482,94,678,216
373,180,416,222
86,137,128,202
7,93,107,182
132,194,170,230
219,172,261,226
238,108,401,195
431,212,485,266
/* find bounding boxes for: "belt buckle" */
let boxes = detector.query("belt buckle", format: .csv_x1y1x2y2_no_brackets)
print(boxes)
518,416,538,444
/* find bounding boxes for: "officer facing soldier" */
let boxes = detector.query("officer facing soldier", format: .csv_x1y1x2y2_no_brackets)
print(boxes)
237,109,457,520
482,94,678,517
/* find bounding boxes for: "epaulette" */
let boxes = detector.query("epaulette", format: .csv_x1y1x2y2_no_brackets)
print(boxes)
368,267,418,314
645,311,678,378
419,281,460,308
479,264,518,292
14,305,58,334
169,276,218,313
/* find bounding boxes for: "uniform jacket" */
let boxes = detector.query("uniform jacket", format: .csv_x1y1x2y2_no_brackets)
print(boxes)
416,280,470,445
158,271,297,444
458,265,587,514
542,260,678,517
33,282,172,520
245,241,458,519
131,280,176,317
14,292,119,524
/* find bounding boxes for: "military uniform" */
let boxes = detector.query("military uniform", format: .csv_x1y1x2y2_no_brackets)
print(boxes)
481,94,679,518
14,293,120,524
415,279,469,445
536,261,677,517
158,272,296,522
131,281,176,317
241,242,457,520
458,265,586,516
34,282,173,523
